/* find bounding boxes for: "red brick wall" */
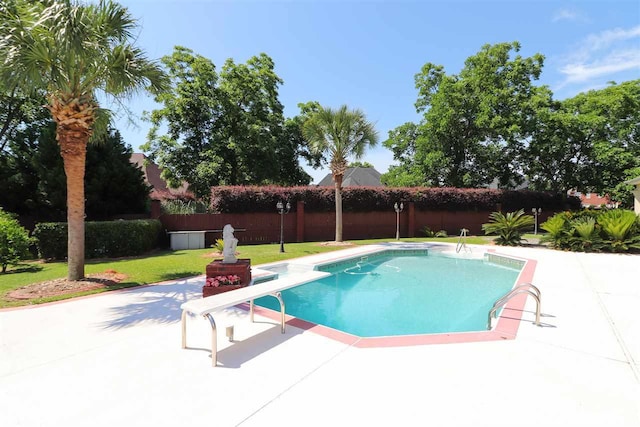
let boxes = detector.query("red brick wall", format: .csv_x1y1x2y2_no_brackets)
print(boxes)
159,204,544,244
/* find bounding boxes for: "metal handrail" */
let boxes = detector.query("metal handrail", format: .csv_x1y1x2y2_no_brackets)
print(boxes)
493,283,541,308
456,228,470,253
487,282,541,330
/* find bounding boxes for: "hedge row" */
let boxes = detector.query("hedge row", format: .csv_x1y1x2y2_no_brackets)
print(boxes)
33,219,163,260
210,186,580,213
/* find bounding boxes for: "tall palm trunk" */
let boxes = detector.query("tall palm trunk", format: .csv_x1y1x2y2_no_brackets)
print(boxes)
334,174,343,242
51,96,94,281
58,128,88,280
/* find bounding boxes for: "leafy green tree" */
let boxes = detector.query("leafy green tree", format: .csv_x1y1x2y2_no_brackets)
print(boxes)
0,119,152,222
611,166,640,209
278,101,325,184
381,122,429,186
0,208,33,273
303,105,378,241
84,130,150,219
0,87,53,216
526,80,640,198
33,127,150,221
383,42,546,188
348,161,374,168
144,47,312,198
0,0,166,280
0,85,51,154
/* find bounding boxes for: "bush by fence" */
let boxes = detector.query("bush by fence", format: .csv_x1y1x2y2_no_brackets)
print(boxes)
33,219,163,260
0,208,34,272
209,186,580,213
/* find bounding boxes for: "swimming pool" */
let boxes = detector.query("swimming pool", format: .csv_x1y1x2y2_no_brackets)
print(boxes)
254,250,523,337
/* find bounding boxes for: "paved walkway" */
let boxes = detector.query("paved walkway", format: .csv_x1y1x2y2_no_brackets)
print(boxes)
1,244,638,426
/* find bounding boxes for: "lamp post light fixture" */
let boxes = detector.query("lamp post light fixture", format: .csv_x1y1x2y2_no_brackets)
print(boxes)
532,207,542,235
394,202,404,240
276,201,291,253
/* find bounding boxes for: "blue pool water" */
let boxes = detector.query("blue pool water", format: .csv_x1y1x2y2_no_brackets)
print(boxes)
254,253,521,337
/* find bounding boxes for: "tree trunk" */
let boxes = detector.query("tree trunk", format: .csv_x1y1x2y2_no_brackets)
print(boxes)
58,126,88,281
334,174,343,242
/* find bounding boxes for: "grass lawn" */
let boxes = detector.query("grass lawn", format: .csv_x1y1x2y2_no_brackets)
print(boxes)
0,235,493,308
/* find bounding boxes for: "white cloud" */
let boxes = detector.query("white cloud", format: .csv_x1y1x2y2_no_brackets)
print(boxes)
555,25,640,90
552,8,588,23
582,26,640,52
560,49,640,84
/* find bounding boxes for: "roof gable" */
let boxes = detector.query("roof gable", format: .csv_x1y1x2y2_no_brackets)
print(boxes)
317,167,383,187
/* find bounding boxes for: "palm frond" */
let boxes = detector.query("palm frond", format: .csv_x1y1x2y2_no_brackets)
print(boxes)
597,209,637,241
481,209,534,246
302,104,379,176
0,0,167,109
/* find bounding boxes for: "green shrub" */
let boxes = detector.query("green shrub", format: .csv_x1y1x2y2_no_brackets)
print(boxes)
33,219,163,260
211,239,224,253
540,214,568,248
209,186,579,213
569,217,604,252
32,222,67,259
420,226,448,238
597,209,640,252
421,226,435,237
482,209,535,246
161,199,209,214
541,209,640,253
0,209,34,273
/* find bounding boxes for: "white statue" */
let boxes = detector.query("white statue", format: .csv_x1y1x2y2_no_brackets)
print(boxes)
222,224,238,263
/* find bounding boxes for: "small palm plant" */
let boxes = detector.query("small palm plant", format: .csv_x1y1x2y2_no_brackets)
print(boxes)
597,209,640,252
212,239,224,253
540,214,568,248
482,209,535,246
569,217,603,252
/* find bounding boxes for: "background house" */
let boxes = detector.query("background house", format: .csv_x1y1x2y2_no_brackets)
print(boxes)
130,153,191,199
317,166,383,187
567,190,619,209
624,176,640,214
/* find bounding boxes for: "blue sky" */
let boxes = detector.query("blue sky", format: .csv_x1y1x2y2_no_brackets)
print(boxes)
112,0,640,184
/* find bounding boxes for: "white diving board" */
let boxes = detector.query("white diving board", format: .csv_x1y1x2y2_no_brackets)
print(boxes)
181,270,330,367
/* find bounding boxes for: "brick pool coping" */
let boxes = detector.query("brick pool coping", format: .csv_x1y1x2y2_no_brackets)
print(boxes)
241,249,538,347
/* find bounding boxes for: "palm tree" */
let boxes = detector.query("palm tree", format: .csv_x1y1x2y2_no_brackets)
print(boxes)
303,105,378,242
0,0,167,280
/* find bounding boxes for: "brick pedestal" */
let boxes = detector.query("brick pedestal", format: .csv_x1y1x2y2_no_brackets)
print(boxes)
203,259,252,297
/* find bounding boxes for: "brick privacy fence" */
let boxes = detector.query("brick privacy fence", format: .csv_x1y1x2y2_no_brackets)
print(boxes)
157,201,553,246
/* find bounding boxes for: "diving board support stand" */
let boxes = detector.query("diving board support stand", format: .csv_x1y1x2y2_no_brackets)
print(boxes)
181,270,329,367
181,291,285,367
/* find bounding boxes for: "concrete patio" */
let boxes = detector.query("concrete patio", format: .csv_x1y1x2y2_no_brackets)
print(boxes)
1,244,638,426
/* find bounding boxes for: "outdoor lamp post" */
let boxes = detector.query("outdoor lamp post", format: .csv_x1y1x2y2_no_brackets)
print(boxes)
277,201,291,253
532,207,542,235
394,202,404,240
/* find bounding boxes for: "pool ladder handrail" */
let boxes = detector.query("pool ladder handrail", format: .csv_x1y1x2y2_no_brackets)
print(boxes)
344,256,370,274
487,282,541,330
456,228,470,253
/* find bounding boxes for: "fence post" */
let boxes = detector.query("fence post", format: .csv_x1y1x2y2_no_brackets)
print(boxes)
296,200,305,242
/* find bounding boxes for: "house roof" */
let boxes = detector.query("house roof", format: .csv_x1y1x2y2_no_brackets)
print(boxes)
130,153,191,199
317,167,383,187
